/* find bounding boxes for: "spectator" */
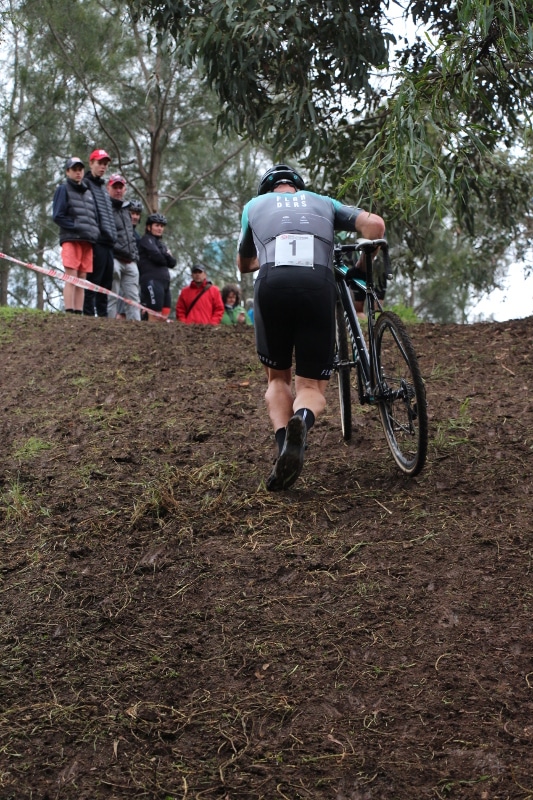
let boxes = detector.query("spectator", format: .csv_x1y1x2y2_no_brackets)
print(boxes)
52,157,100,314
129,199,143,243
138,212,176,321
106,175,141,321
83,148,117,317
116,199,144,319
245,297,254,325
176,264,224,325
221,284,252,326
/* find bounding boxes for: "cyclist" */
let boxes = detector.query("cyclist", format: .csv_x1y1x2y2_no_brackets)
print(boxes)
138,213,176,321
237,164,385,491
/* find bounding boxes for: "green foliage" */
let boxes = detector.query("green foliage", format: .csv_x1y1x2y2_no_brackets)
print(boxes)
0,478,32,521
133,0,393,153
2,0,533,320
346,3,533,227
383,210,517,323
12,437,52,460
0,306,44,321
432,397,473,450
133,0,533,314
133,0,533,221
1,0,262,309
385,303,422,324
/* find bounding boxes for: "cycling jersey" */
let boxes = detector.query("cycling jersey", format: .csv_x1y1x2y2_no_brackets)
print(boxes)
238,190,363,272
238,189,363,379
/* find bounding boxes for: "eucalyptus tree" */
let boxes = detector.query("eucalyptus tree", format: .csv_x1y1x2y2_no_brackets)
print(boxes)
0,0,41,305
1,0,264,307
331,139,533,322
131,0,533,217
132,0,533,313
28,0,263,283
0,0,84,306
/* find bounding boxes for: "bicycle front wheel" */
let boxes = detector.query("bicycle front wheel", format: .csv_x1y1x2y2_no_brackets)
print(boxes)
335,300,352,441
374,312,428,476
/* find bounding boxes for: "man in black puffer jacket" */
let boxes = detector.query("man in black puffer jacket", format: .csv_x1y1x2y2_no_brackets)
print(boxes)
107,174,141,321
83,149,117,317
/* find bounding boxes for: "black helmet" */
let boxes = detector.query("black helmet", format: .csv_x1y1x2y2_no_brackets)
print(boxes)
257,164,306,195
146,213,167,226
129,200,143,213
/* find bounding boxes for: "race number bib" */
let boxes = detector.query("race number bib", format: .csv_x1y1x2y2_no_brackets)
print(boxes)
274,234,314,267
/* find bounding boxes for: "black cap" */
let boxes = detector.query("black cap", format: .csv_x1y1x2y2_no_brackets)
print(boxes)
65,156,84,170
191,264,205,273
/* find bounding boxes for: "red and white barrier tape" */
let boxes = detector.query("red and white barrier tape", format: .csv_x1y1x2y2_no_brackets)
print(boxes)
0,251,167,320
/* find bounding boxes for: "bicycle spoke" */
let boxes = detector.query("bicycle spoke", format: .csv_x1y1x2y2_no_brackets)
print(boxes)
374,312,428,475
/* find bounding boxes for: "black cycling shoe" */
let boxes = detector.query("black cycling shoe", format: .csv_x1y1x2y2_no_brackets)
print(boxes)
266,415,307,491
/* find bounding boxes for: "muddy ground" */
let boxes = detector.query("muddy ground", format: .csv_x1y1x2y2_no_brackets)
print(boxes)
0,311,532,800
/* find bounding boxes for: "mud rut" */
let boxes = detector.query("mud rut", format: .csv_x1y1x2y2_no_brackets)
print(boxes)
1,312,532,800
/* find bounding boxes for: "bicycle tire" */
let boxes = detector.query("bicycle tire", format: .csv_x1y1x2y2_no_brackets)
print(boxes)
335,300,352,441
374,311,428,476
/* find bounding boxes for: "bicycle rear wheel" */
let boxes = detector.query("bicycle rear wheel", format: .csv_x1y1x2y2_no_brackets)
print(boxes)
374,311,428,476
335,300,352,441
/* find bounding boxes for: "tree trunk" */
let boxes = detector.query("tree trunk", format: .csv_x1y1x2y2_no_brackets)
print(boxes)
0,15,26,305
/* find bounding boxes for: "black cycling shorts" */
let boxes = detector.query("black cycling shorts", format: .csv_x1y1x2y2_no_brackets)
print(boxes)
254,264,337,380
140,278,171,313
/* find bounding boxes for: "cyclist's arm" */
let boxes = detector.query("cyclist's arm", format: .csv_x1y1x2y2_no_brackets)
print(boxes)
351,208,386,271
355,210,386,240
237,201,260,273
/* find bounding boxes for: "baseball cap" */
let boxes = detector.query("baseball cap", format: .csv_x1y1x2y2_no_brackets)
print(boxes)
108,174,126,186
89,149,111,162
191,264,205,273
65,156,84,170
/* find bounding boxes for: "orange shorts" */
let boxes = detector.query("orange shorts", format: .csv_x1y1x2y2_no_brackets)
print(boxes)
61,241,93,274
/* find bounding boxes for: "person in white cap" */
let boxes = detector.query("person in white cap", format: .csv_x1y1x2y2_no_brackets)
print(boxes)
52,157,100,314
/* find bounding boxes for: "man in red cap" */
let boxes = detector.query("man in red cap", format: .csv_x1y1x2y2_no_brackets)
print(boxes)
83,148,117,316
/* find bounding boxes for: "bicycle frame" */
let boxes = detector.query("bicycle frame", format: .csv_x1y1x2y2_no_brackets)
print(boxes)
334,239,389,404
334,238,428,475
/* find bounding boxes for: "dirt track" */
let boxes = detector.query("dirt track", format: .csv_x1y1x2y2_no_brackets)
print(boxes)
1,311,532,800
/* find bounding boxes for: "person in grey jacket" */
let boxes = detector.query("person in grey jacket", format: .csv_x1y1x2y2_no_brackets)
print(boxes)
83,149,117,317
52,156,100,314
107,175,141,321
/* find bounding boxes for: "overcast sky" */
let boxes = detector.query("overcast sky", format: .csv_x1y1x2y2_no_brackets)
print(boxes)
469,262,533,322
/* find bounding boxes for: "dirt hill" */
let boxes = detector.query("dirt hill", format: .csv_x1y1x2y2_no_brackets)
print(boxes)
1,311,532,800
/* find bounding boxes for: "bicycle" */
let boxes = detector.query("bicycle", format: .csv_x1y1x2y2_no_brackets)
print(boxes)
333,239,428,476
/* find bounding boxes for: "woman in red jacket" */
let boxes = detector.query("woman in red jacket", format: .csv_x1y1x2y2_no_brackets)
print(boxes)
176,264,224,325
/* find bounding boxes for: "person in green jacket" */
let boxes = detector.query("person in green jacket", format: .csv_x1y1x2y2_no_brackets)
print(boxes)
221,284,253,326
